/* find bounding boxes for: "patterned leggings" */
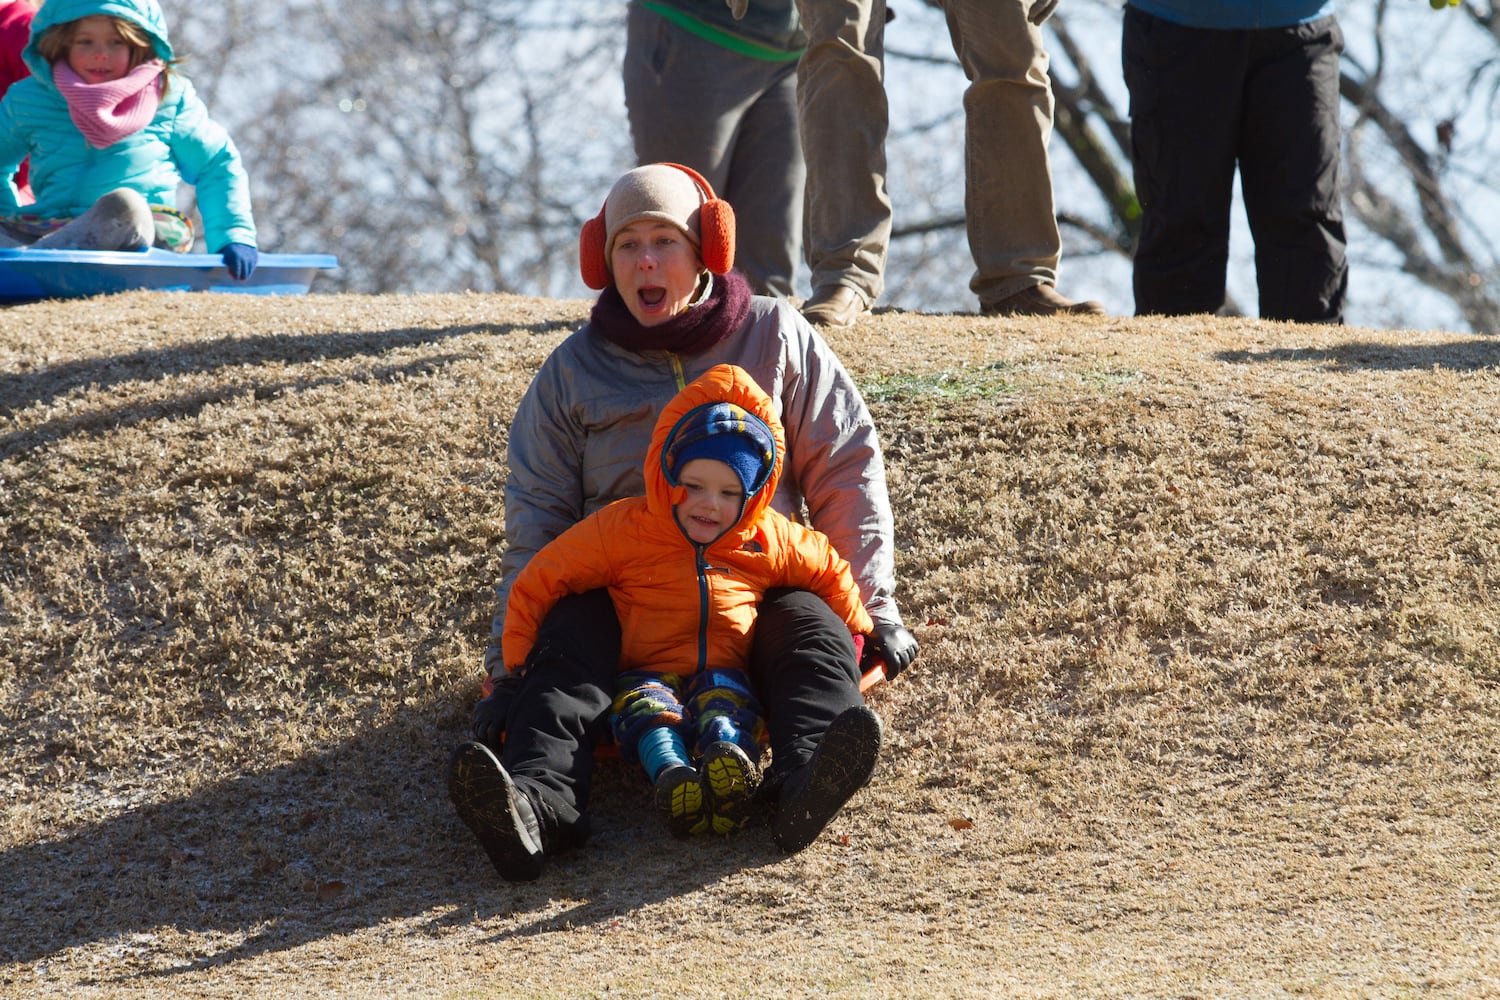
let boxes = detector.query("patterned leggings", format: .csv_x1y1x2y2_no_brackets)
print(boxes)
610,668,767,764
0,204,195,251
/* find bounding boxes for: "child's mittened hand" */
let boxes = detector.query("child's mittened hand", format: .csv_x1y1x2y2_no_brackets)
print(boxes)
220,243,258,280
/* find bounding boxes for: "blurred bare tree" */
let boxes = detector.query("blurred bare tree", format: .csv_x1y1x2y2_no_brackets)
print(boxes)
158,0,1500,331
163,0,631,294
894,0,1500,331
1336,0,1500,332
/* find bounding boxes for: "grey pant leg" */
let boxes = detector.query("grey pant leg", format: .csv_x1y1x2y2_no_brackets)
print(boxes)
624,6,804,298
31,188,153,251
794,0,890,304
721,63,805,299
939,0,1062,306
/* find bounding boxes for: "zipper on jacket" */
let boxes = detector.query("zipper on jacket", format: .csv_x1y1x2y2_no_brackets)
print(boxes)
669,354,687,391
693,543,712,672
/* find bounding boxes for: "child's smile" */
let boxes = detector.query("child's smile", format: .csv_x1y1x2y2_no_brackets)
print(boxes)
674,458,745,545
66,16,134,85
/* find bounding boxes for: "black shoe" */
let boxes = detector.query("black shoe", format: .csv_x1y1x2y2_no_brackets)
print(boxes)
654,764,709,838
701,740,761,834
448,741,545,882
772,706,883,853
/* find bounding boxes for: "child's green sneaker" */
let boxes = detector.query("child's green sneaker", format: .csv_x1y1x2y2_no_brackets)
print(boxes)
701,740,761,833
654,764,709,838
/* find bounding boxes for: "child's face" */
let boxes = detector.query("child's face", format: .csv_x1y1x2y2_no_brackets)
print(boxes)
610,221,704,328
673,458,745,544
66,16,134,84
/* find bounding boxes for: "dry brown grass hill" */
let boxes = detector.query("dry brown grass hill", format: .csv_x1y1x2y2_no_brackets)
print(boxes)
2,292,1498,999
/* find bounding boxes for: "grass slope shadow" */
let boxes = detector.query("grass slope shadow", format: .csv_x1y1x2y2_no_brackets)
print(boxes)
1,708,785,981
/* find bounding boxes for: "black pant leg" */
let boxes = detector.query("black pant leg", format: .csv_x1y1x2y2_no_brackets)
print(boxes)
501,589,620,843
1124,8,1243,316
749,587,863,782
1239,16,1347,324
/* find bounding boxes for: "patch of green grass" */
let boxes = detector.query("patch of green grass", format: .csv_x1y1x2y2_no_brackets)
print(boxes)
1074,366,1141,390
862,362,1141,404
861,363,1026,403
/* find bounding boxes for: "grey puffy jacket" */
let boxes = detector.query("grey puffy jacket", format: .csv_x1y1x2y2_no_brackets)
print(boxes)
485,293,902,676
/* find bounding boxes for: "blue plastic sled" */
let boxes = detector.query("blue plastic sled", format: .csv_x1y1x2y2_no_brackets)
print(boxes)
0,246,339,301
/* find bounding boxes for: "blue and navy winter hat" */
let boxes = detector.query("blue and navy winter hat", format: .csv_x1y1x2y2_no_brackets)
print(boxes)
665,401,776,496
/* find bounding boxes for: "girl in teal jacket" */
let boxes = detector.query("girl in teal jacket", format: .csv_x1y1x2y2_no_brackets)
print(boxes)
0,0,257,277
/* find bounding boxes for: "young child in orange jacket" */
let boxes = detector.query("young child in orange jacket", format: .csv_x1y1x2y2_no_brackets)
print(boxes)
498,362,874,838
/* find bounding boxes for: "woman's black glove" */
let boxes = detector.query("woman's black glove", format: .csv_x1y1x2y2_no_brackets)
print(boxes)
470,673,522,747
866,623,919,679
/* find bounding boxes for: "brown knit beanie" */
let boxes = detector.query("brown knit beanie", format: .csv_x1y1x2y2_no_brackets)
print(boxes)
579,163,736,289
603,164,705,258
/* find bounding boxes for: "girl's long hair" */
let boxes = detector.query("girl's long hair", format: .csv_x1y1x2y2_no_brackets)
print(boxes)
37,16,177,96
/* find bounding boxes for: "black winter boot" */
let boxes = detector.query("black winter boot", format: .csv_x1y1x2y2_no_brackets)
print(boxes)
772,705,882,853
448,741,546,882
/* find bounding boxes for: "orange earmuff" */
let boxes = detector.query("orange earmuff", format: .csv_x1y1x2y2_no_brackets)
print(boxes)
672,163,736,277
579,208,611,290
577,163,737,290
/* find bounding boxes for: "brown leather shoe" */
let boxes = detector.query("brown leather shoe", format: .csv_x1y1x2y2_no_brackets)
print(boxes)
801,285,869,329
982,284,1107,318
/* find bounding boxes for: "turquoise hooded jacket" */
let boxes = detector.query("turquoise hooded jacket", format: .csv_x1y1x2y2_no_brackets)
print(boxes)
0,0,255,250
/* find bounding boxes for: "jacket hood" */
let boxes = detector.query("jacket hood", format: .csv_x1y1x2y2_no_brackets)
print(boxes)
24,0,173,82
646,364,785,545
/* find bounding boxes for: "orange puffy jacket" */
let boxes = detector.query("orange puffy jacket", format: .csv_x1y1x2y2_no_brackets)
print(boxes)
501,363,873,677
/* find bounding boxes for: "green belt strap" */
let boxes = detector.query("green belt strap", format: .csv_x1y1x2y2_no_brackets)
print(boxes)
641,2,804,62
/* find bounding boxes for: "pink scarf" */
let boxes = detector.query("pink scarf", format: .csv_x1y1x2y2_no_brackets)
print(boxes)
52,61,164,149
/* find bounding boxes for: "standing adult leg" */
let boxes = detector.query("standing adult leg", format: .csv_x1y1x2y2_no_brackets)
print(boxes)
1238,17,1347,324
944,0,1059,304
1123,8,1244,316
794,0,890,307
624,6,801,297
722,60,806,299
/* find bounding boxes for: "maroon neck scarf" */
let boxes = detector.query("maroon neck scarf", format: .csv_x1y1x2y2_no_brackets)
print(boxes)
590,270,753,355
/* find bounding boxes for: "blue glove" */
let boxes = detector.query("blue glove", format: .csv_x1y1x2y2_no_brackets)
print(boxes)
220,243,258,280
866,623,919,679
